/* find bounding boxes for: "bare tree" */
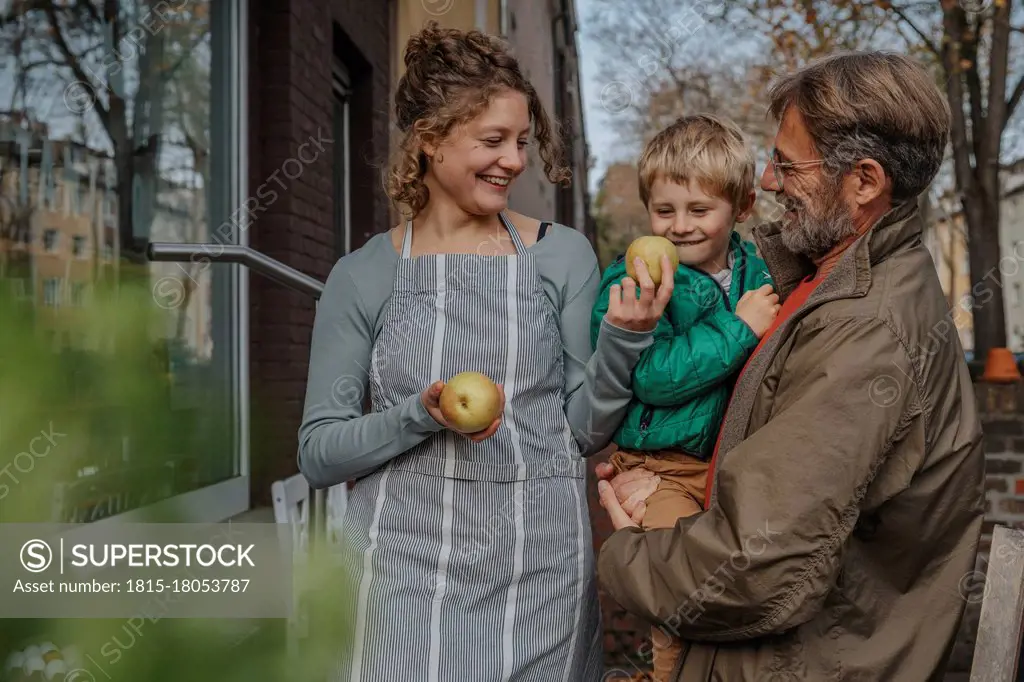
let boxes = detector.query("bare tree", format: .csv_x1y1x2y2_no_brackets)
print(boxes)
0,1,210,264
716,0,1024,355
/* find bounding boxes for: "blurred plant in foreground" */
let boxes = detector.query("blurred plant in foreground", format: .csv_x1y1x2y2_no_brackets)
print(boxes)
0,269,353,681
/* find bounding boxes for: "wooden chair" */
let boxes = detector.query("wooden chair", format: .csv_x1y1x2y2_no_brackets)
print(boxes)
970,525,1024,682
271,473,311,658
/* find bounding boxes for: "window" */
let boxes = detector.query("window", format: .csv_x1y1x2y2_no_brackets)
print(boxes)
43,278,62,307
333,58,352,259
70,282,87,306
0,0,248,524
42,229,58,252
68,177,81,214
78,183,91,216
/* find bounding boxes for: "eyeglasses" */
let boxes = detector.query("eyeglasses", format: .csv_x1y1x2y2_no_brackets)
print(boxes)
769,148,825,191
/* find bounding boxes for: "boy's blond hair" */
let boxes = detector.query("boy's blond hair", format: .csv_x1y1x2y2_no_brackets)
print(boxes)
637,114,755,212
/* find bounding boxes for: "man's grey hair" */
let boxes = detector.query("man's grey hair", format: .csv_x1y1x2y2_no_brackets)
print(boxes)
767,51,951,201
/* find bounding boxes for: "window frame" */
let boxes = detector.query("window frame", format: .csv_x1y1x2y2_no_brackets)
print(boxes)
333,58,352,258
499,0,510,35
43,277,62,307
71,235,87,259
42,228,59,252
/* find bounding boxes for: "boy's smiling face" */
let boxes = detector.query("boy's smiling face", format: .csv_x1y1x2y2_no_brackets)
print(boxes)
647,176,754,274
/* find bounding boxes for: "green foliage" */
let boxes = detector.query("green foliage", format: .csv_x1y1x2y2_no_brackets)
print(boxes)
0,272,352,681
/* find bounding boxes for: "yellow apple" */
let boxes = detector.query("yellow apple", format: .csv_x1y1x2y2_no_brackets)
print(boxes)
625,235,679,286
439,371,503,434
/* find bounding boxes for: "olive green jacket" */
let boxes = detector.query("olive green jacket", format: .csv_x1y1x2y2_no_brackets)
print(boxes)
597,201,985,681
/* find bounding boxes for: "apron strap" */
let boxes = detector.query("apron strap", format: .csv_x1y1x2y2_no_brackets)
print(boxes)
403,214,527,257
401,220,413,258
498,212,527,254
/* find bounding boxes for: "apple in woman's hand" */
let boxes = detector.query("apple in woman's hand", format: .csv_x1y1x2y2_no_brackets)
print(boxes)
439,371,503,433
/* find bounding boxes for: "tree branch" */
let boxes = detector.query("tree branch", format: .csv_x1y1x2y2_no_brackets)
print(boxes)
74,0,101,26
42,2,111,132
890,3,941,56
1001,156,1024,173
1007,73,1024,124
0,0,49,27
986,0,1010,158
964,18,985,166
940,0,975,205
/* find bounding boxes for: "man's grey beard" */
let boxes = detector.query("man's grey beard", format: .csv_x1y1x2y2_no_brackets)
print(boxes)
779,180,856,261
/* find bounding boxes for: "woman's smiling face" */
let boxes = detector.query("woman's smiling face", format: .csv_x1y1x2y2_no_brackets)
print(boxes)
426,89,531,216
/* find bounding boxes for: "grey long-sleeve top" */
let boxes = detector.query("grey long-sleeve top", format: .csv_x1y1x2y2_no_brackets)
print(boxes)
297,223,654,488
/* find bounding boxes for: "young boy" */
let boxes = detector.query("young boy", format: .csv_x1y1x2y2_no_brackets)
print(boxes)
591,114,780,682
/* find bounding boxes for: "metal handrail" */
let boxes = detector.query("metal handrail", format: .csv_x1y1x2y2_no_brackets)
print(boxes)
146,241,329,553
147,242,324,299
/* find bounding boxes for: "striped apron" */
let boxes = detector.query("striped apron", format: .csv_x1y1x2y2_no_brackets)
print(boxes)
335,215,601,681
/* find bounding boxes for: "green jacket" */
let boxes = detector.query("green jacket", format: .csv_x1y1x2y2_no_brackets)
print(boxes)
590,232,773,457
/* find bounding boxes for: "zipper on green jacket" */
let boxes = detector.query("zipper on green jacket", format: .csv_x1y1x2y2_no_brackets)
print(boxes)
639,406,653,431
687,240,748,312
630,238,751,450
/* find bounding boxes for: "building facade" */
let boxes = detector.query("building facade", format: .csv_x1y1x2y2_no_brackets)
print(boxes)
999,173,1024,353
924,173,1024,355
393,0,592,235
0,0,592,524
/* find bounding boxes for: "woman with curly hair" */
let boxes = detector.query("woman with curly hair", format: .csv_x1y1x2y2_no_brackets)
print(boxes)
298,22,671,680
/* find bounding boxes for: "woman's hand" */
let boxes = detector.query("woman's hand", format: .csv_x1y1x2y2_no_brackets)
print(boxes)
594,461,660,529
605,256,674,333
420,380,506,442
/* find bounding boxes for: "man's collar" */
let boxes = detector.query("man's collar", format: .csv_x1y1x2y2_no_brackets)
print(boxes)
752,199,922,299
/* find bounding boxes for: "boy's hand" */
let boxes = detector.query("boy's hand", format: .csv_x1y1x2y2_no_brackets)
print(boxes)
735,284,780,338
605,256,673,333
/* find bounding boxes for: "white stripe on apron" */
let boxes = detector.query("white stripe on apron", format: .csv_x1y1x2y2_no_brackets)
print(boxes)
336,214,601,681
500,253,525,680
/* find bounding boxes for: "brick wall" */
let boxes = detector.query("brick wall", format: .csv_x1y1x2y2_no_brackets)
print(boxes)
248,0,392,507
589,379,1024,673
977,382,1024,533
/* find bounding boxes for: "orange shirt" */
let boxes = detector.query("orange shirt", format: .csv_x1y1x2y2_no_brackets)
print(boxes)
703,275,825,504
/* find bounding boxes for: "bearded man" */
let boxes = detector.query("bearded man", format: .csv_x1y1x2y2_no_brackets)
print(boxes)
596,51,986,681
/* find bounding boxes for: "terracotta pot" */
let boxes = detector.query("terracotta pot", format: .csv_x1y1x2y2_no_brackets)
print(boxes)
980,347,1022,383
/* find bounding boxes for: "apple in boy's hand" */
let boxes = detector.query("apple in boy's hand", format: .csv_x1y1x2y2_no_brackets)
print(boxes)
625,236,679,286
439,372,503,434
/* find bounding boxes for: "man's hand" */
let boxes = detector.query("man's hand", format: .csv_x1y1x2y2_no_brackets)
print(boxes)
594,461,660,524
598,480,642,530
604,256,674,333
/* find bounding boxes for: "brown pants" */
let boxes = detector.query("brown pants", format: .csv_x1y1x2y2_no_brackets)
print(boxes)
610,447,709,682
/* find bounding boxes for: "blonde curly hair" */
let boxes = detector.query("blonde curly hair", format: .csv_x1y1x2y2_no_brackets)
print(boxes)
387,21,571,219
